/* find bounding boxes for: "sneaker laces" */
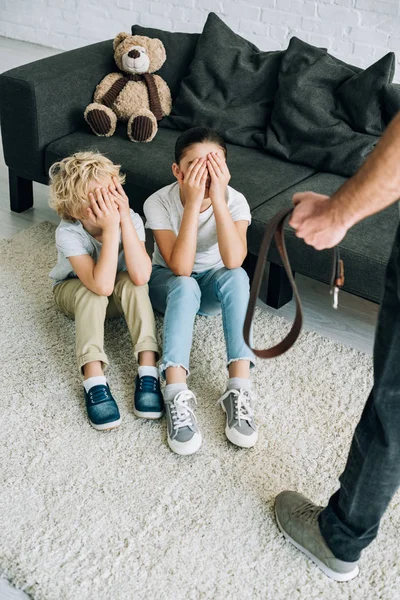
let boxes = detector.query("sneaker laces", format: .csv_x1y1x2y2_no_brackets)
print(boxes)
217,388,254,426
170,390,197,430
293,501,323,525
138,375,158,392
88,385,110,404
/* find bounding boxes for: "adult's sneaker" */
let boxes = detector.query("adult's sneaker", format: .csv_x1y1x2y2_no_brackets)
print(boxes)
164,389,202,455
84,384,121,431
217,388,258,448
133,375,163,419
275,491,360,582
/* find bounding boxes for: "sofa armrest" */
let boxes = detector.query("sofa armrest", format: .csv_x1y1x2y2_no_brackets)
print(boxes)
0,39,115,182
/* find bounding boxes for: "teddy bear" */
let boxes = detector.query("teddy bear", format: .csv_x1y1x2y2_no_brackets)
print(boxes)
84,32,172,143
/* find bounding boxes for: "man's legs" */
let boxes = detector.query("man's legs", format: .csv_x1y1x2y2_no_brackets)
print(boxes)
319,230,400,561
275,226,400,579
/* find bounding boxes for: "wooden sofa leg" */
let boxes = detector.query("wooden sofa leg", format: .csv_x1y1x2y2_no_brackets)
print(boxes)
266,262,294,309
9,169,33,213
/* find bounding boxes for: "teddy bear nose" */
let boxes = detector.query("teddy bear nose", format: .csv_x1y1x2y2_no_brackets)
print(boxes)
128,49,141,59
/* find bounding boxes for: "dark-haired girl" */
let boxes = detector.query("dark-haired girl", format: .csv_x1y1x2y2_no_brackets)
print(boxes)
144,127,257,455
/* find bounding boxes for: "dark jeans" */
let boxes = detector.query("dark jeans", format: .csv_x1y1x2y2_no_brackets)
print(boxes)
319,224,400,562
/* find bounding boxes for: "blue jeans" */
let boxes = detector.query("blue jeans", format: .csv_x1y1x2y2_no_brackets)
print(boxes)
319,224,400,562
149,265,255,377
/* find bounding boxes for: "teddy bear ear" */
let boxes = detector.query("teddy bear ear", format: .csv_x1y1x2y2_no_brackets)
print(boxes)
147,38,166,72
113,32,130,50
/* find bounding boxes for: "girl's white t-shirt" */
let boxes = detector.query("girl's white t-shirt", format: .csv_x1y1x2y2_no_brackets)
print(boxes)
143,182,252,273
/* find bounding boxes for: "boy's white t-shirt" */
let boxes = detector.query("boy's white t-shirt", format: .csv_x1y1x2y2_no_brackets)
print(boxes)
143,182,251,273
49,209,146,286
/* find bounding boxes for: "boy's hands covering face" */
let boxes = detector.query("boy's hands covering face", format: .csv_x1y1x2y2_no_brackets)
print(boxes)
207,152,231,202
108,176,131,222
87,186,120,231
178,157,208,207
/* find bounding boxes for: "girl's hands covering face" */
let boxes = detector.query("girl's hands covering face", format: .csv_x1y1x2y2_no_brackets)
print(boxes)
206,152,231,202
179,157,208,208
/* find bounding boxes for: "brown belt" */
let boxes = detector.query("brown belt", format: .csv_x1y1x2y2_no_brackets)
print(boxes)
243,207,345,359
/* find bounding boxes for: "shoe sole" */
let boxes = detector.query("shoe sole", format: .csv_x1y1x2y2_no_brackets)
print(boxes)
89,418,121,431
275,506,360,582
133,408,163,419
220,403,258,448
167,434,202,456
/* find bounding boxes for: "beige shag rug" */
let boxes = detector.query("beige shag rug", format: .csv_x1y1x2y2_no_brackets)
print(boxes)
0,222,399,600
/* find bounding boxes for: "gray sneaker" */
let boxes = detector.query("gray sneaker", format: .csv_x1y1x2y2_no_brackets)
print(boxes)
275,491,360,582
164,389,202,455
217,388,258,448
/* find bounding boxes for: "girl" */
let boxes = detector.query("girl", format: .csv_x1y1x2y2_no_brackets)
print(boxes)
144,127,257,455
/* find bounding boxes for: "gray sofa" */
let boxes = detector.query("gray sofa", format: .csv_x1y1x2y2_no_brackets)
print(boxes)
1,15,398,308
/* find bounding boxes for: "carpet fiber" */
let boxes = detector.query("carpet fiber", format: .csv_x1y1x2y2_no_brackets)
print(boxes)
0,222,399,600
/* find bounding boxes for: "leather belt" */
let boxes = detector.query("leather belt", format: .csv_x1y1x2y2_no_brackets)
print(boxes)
243,207,345,359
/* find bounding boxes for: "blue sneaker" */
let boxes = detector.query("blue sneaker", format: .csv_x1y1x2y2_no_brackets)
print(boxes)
134,375,163,419
84,384,121,431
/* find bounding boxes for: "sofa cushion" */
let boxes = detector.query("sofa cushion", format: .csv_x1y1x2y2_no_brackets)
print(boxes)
249,172,398,303
163,12,283,150
266,37,396,177
131,24,199,103
45,128,314,213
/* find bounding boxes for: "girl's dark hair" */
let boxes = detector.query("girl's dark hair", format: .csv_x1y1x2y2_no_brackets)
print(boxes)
174,127,227,164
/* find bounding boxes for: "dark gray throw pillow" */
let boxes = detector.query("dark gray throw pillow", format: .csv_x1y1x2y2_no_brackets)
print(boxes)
266,37,395,177
163,12,283,149
131,24,200,102
382,83,400,125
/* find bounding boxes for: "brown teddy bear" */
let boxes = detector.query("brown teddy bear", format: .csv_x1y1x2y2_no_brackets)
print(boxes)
84,32,172,143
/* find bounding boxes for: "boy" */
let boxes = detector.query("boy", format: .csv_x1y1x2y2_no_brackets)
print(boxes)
49,151,163,430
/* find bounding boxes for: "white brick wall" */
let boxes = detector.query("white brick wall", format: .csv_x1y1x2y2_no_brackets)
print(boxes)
1,0,400,81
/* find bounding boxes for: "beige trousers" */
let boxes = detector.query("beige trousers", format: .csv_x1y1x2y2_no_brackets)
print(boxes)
53,272,159,373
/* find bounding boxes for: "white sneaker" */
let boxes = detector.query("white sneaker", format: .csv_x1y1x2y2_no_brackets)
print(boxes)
217,388,258,448
164,390,202,455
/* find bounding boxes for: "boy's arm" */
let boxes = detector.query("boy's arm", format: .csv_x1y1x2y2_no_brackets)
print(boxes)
207,153,248,269
108,178,152,285
68,189,120,296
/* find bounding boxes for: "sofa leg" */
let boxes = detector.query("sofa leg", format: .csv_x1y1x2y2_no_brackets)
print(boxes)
9,169,33,213
266,262,294,309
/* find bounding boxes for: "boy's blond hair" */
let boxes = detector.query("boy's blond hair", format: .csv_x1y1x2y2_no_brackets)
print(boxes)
48,151,126,222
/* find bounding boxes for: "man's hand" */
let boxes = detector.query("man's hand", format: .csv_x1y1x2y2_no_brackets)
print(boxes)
108,176,131,223
179,157,208,208
207,151,231,202
87,187,120,231
289,192,349,250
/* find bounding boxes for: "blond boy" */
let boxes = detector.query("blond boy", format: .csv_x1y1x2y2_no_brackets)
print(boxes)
49,151,163,430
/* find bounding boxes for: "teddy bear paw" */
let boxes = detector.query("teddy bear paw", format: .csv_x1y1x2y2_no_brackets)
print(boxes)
128,111,157,143
85,104,117,137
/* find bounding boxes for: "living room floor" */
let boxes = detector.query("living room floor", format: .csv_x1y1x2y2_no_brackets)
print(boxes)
0,35,380,599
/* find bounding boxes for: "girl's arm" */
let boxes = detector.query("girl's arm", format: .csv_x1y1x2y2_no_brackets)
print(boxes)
207,152,248,269
68,189,120,296
108,177,152,286
153,158,208,277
